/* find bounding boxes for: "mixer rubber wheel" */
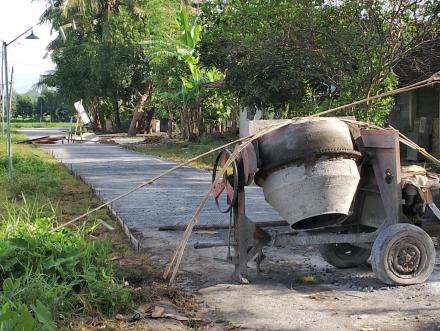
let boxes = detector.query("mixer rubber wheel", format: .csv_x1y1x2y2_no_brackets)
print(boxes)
371,224,435,285
319,243,371,268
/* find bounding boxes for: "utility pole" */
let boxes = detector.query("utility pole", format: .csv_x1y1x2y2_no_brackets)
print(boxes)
2,40,12,178
2,27,39,178
1,48,4,138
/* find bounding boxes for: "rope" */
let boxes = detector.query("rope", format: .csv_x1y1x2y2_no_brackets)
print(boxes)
51,134,253,232
339,118,440,165
163,71,440,282
47,72,440,281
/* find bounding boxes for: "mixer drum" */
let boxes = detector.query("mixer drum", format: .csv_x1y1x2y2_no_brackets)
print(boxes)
256,118,360,229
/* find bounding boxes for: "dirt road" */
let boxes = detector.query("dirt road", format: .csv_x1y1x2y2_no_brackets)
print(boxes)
21,128,440,331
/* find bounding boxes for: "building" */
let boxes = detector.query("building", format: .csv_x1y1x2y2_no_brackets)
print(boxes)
389,41,440,160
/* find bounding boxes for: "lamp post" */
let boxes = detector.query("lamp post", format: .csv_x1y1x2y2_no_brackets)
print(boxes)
2,27,39,178
1,53,4,138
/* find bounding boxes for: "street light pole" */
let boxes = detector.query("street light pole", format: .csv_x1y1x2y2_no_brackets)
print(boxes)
2,41,12,178
1,50,4,138
1,27,39,178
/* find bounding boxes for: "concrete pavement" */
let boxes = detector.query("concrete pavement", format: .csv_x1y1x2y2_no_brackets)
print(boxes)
19,127,280,250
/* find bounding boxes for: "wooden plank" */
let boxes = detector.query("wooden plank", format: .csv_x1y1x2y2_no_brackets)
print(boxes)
158,220,288,231
18,135,50,144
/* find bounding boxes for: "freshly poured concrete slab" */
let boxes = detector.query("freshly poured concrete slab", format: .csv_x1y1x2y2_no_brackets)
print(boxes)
18,131,280,240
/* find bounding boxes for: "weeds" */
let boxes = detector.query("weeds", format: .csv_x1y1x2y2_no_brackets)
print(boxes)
0,132,131,329
0,201,131,330
0,132,200,330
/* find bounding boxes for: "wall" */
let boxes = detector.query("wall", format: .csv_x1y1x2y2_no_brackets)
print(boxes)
390,87,440,159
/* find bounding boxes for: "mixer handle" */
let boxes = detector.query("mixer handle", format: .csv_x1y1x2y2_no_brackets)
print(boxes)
212,149,239,213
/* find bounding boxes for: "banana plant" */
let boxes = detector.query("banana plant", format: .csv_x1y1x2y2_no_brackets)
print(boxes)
142,5,223,140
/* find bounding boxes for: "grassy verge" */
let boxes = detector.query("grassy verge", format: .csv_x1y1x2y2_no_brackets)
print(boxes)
0,133,197,330
11,122,71,129
126,135,236,171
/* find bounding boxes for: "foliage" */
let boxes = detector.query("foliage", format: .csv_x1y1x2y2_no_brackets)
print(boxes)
144,6,233,140
14,96,34,119
12,88,71,122
0,201,131,329
0,133,131,329
39,0,179,131
200,0,440,123
39,0,440,135
36,88,72,122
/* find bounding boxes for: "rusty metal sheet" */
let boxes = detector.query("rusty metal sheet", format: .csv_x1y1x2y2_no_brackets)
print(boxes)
361,129,396,148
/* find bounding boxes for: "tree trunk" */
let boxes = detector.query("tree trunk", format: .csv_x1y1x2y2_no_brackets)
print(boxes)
188,106,200,142
128,82,153,137
197,105,204,138
98,111,106,132
181,106,190,140
143,109,155,134
90,103,99,131
231,98,238,134
168,110,173,138
114,100,122,132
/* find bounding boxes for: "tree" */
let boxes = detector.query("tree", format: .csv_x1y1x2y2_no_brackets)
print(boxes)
39,0,179,133
14,96,34,119
200,0,440,123
145,6,226,141
35,88,72,122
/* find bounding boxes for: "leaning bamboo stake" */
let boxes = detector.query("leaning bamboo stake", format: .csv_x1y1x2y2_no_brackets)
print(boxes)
164,121,294,282
51,134,253,232
165,74,440,282
339,118,440,166
391,126,440,165
53,72,440,234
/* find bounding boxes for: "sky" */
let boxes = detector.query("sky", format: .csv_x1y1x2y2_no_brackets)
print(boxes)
0,0,56,93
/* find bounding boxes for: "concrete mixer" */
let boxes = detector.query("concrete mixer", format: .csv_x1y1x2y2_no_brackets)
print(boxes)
210,117,440,285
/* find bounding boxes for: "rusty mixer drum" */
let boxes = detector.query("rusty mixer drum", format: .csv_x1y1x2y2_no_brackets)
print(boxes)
255,118,361,229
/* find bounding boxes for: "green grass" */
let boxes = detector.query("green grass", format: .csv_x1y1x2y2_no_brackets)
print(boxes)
0,132,199,330
0,202,131,330
0,133,131,330
11,122,71,129
127,135,236,170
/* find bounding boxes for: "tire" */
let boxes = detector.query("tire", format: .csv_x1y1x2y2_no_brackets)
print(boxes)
319,243,371,268
371,224,436,285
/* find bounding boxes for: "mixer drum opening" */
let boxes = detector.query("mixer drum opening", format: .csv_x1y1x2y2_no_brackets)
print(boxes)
291,213,347,230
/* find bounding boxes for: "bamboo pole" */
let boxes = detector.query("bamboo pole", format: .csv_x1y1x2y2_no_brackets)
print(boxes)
53,73,440,235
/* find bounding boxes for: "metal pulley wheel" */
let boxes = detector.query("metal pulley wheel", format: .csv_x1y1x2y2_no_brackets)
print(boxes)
212,149,239,213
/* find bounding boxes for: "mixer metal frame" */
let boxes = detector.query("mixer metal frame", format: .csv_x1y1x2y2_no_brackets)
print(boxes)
228,128,411,283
